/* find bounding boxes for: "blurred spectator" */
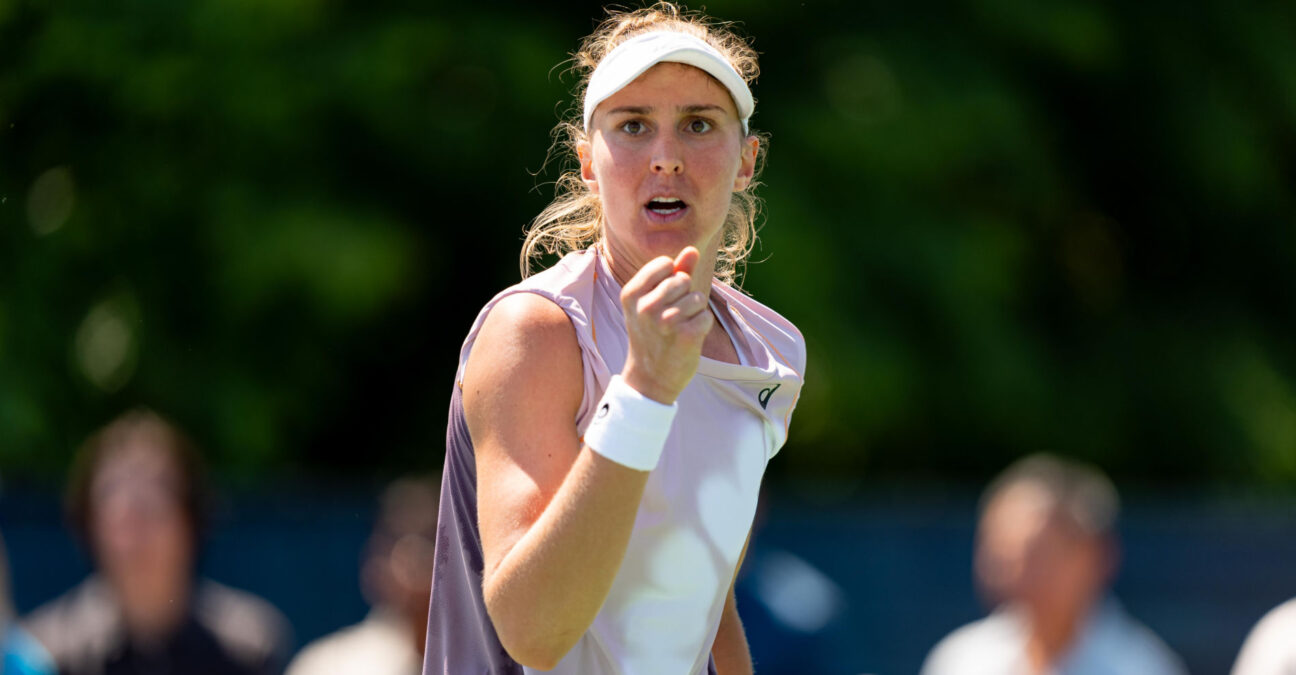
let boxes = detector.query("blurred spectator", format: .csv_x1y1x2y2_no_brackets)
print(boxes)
1231,597,1296,675
285,476,439,675
22,409,291,675
921,454,1186,675
1,528,56,675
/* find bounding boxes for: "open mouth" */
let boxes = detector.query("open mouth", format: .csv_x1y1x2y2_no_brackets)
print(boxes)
646,197,687,216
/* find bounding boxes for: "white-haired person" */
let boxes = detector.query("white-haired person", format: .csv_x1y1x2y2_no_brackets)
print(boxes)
1231,598,1296,675
423,3,805,674
921,454,1186,675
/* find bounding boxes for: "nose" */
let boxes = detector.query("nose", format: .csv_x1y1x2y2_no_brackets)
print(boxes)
650,133,683,175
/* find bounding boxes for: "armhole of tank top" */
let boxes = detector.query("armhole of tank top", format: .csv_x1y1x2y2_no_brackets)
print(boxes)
715,295,803,444
510,288,597,427
456,289,595,419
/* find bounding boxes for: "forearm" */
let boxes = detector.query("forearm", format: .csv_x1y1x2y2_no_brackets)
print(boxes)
484,445,649,667
712,590,753,675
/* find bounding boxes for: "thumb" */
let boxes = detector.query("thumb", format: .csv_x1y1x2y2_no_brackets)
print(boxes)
673,246,701,276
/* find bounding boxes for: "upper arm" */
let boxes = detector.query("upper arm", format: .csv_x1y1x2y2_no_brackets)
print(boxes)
462,292,586,583
718,529,752,637
713,531,755,675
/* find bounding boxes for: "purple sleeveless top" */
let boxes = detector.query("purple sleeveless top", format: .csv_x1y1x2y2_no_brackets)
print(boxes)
422,385,522,674
421,386,719,675
423,248,804,674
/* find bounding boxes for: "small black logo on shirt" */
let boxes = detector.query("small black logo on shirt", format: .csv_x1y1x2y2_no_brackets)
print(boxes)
758,384,781,410
597,402,610,418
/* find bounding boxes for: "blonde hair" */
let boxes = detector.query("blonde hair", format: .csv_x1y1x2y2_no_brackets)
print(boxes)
520,2,769,287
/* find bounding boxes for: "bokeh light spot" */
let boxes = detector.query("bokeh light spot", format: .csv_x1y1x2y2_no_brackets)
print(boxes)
74,296,140,393
27,166,76,236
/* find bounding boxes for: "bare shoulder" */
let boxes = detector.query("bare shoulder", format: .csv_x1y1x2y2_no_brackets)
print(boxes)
462,291,585,469
463,292,583,399
474,292,576,355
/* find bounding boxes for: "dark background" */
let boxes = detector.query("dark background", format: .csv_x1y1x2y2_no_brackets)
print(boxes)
2,0,1294,672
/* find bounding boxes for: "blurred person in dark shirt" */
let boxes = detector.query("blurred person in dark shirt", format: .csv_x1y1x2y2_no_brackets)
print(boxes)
285,476,439,675
921,454,1185,675
23,409,291,675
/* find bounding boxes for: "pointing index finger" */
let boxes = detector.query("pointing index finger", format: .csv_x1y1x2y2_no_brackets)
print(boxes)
673,246,700,276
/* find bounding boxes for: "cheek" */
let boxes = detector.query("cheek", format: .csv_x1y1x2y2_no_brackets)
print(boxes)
593,154,638,203
695,148,742,192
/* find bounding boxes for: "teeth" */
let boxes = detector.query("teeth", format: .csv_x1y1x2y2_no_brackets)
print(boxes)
647,197,684,213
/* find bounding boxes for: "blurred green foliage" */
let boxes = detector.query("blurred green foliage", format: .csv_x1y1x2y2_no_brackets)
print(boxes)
1,0,1293,487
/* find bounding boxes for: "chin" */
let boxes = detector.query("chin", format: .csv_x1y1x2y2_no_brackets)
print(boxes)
640,234,701,259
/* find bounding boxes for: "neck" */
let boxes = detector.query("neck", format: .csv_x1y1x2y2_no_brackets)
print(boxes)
109,567,191,639
1022,599,1093,674
600,239,720,297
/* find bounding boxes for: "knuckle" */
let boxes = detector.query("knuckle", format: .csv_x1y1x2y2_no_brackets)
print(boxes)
621,286,642,309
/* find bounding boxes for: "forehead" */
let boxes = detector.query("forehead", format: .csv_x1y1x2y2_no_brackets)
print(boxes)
598,61,738,114
981,482,1054,534
92,441,181,496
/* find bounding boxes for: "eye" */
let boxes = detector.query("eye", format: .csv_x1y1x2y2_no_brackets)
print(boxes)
687,118,713,133
620,119,646,135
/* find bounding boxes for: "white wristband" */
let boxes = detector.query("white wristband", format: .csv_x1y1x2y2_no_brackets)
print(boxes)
583,375,678,471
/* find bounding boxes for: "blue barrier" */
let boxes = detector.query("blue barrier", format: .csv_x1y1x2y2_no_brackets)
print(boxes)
3,486,1294,674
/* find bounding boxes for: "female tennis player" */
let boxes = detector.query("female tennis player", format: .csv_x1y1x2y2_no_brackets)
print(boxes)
424,4,805,674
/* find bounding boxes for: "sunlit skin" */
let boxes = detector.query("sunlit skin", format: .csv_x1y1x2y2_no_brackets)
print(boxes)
579,61,759,298
578,61,759,402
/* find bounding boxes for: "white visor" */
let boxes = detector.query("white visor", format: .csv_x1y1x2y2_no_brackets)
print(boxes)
583,31,754,135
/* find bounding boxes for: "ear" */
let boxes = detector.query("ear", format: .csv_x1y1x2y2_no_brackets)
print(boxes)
578,138,599,195
732,135,759,191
